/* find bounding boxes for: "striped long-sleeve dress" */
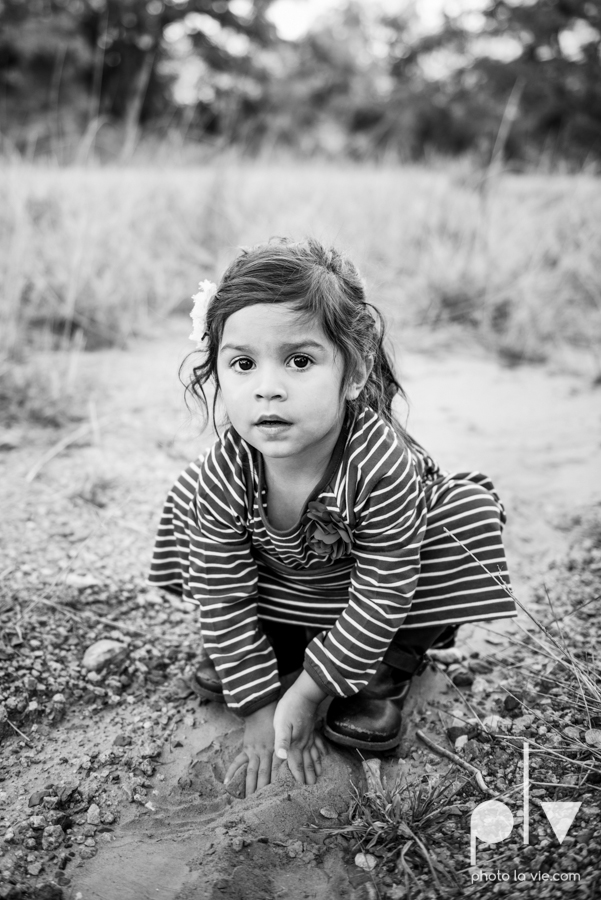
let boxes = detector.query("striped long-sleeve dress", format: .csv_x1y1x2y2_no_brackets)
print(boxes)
149,407,515,716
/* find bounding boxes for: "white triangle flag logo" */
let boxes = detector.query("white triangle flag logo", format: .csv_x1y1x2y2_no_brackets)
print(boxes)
541,802,582,843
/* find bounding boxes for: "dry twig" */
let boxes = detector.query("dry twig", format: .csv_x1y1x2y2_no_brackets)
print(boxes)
416,728,493,794
25,422,95,482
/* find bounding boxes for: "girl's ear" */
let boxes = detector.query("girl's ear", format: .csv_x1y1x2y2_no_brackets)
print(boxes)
346,356,374,401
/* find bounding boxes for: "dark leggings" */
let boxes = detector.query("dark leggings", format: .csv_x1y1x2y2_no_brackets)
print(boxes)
260,620,458,682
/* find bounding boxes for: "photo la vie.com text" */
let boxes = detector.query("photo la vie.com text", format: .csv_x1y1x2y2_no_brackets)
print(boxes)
468,741,584,884
471,869,580,885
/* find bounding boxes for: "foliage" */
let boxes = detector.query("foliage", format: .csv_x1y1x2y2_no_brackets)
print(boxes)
316,764,464,892
0,0,275,155
1,1,600,161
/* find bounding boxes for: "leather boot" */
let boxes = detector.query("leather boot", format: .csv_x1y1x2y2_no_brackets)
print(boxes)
188,622,312,702
324,662,411,751
185,656,225,702
431,624,459,650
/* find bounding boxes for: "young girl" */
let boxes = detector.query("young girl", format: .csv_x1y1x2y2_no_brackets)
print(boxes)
149,238,515,797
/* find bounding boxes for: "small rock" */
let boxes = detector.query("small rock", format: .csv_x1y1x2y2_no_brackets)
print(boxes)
427,648,465,665
355,852,377,871
454,734,469,751
563,726,582,740
84,837,96,848
584,729,601,749
319,807,338,819
0,430,22,451
446,725,470,743
388,886,407,900
141,742,162,759
83,639,128,672
29,815,47,830
27,861,43,876
512,715,535,734
504,694,522,712
112,733,132,747
42,825,64,851
29,790,46,808
65,574,100,590
287,840,304,859
463,739,482,760
86,803,101,825
469,658,494,674
482,715,510,734
57,783,79,805
231,836,245,852
451,668,474,687
80,846,97,860
471,676,489,694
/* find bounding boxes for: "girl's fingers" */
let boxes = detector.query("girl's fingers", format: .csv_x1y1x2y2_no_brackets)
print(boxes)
271,751,284,776
245,751,274,795
245,753,261,796
302,749,317,785
314,733,329,757
274,721,293,760
286,748,306,785
309,743,322,776
256,754,273,792
224,752,249,785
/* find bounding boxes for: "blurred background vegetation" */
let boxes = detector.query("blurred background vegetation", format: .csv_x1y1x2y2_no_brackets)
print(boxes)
1,0,600,426
1,0,600,164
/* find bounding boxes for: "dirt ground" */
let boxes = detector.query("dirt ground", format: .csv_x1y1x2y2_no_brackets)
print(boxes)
1,319,600,900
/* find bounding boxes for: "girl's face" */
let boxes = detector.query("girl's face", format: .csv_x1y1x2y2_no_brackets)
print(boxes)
217,302,361,465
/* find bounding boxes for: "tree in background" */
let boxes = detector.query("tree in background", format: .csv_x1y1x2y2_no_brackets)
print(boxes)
0,0,599,163
0,0,274,155
381,0,601,163
472,0,601,162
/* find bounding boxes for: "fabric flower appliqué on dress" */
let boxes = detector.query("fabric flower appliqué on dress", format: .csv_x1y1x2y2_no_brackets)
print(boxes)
305,501,353,561
189,279,218,346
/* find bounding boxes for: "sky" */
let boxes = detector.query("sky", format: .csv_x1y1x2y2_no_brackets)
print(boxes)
266,0,483,40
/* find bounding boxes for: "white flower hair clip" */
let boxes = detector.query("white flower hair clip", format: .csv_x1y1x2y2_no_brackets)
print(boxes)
189,279,218,346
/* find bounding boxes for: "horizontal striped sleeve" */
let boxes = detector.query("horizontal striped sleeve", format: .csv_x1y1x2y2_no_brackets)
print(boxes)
191,438,281,716
304,441,427,697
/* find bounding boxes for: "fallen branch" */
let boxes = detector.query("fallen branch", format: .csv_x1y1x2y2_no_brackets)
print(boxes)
6,718,33,745
416,729,493,795
25,422,93,483
21,596,146,637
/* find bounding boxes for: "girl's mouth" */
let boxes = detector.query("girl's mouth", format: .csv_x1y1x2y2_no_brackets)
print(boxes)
255,418,292,434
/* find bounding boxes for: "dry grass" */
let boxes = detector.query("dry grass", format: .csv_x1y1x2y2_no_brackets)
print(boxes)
315,759,465,895
1,159,601,423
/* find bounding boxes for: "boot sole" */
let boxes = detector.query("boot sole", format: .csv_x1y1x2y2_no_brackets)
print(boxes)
183,675,225,703
323,723,401,751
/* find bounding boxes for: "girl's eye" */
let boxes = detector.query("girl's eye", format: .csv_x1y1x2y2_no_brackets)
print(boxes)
289,355,312,370
231,357,255,372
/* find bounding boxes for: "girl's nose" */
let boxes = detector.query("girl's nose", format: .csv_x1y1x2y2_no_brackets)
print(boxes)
253,367,287,401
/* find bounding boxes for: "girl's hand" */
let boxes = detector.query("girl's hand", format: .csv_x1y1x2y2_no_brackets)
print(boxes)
273,672,329,786
224,701,277,796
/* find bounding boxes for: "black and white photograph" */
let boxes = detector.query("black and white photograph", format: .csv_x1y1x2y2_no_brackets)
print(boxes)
1,1,600,898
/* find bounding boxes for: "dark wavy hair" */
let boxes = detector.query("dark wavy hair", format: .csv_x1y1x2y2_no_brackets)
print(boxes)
184,237,415,447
